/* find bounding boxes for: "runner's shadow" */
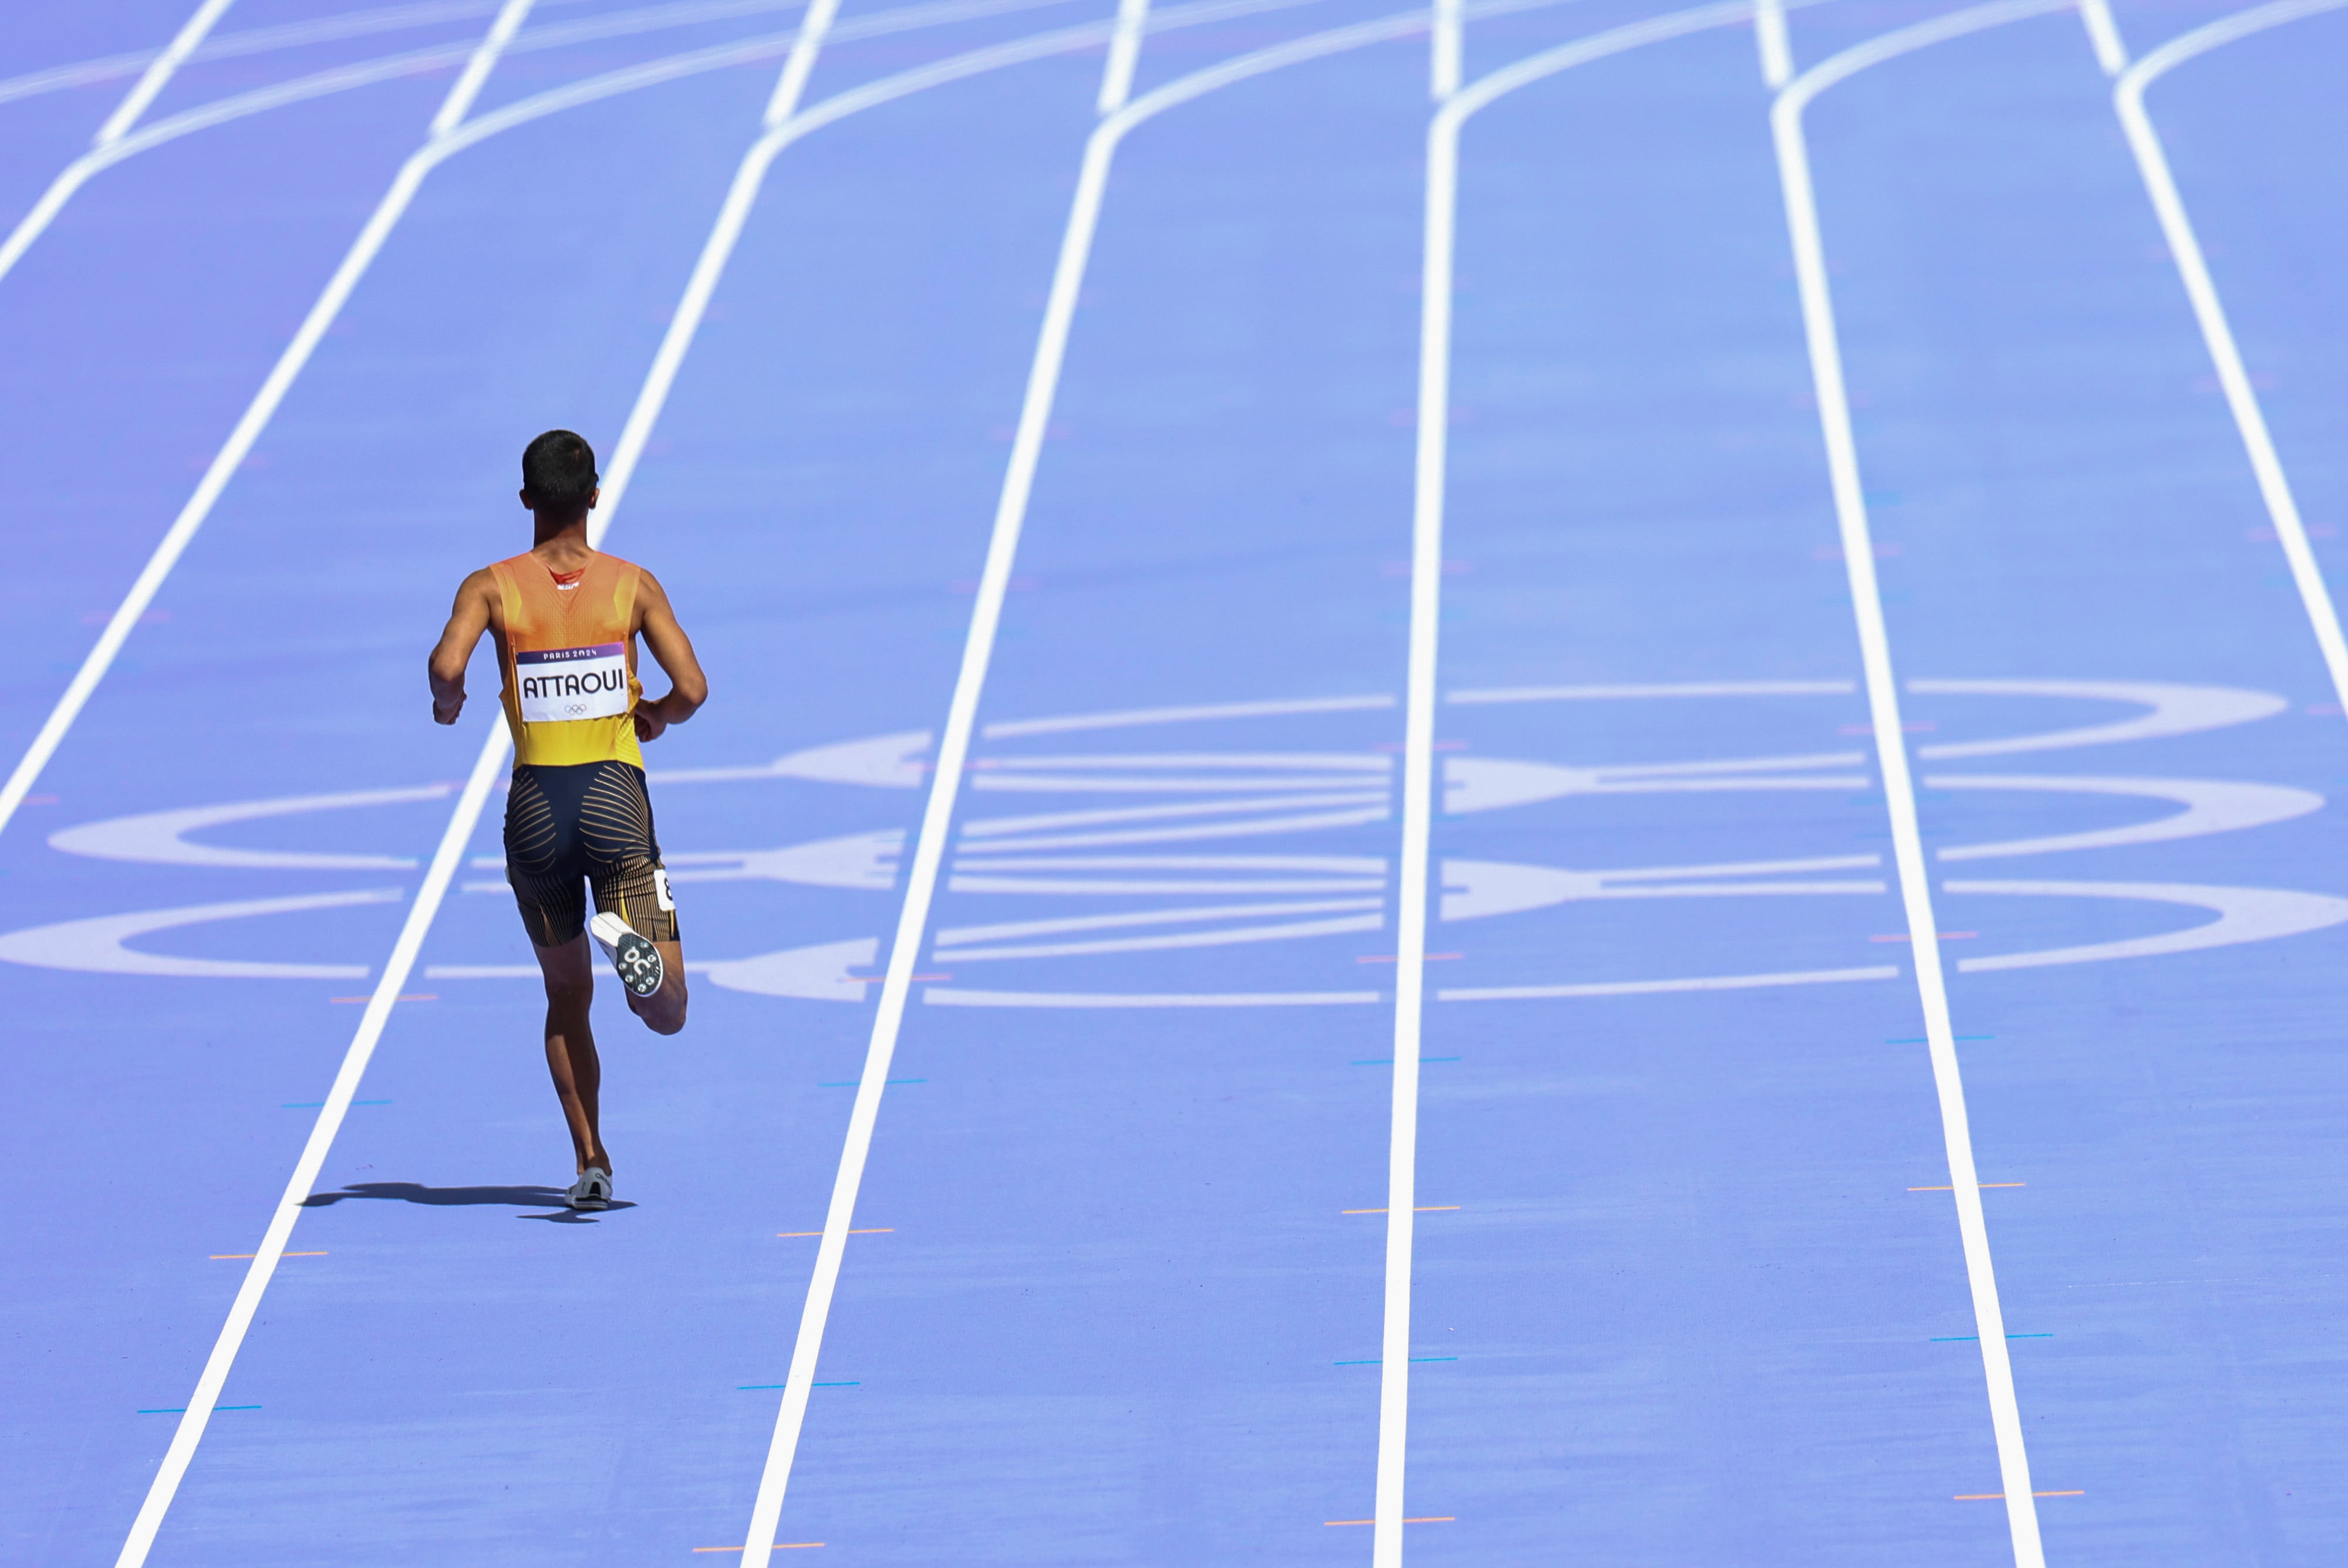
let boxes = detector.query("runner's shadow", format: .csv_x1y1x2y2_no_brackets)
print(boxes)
301,1181,635,1223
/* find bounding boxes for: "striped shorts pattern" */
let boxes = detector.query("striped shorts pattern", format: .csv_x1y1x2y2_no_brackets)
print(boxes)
503,761,679,948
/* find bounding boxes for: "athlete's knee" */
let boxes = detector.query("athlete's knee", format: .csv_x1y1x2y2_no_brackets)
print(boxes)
542,976,595,1016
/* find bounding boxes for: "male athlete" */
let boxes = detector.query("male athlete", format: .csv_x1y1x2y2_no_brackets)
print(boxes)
427,430,707,1211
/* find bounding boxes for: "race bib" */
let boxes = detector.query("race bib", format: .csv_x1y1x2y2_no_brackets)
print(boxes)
515,642,630,724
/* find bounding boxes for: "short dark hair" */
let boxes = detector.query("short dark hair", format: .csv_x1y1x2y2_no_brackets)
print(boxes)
521,430,598,505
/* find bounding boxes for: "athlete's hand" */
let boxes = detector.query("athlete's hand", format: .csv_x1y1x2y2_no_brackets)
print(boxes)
634,704,669,744
433,695,464,725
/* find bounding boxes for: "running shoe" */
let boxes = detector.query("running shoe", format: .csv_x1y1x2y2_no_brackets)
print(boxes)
589,910,664,998
566,1167,613,1211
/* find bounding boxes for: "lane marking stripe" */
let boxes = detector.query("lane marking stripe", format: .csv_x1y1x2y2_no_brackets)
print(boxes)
1379,8,1766,1560
1770,6,2077,1563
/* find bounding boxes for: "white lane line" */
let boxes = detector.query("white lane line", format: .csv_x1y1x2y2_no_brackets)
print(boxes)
1433,0,1463,99
2111,0,2348,721
101,13,544,1558
1754,0,1792,85
2074,0,2127,74
1766,4,2077,1563
95,0,241,146
0,0,239,280
1099,0,1150,110
1381,8,1759,1558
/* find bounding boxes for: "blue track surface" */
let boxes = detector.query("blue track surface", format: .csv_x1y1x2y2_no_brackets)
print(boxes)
5,0,2348,1562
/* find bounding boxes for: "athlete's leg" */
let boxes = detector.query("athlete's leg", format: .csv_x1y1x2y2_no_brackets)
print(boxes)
532,932,612,1175
576,761,686,1036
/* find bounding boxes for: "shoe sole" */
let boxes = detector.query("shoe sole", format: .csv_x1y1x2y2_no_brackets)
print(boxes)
607,930,664,998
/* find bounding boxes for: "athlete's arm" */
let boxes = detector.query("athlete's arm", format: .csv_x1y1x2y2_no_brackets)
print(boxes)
428,569,496,725
633,569,708,744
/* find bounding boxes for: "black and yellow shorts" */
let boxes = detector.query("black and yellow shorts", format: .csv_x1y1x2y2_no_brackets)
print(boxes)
504,761,680,949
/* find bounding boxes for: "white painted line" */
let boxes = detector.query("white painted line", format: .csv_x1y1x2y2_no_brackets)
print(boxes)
1433,0,1463,100
1100,0,1151,111
95,0,240,146
1766,4,2074,1563
430,0,535,134
2074,0,2127,74
2113,0,2348,722
100,15,541,1559
1754,0,1792,85
1380,8,1760,1557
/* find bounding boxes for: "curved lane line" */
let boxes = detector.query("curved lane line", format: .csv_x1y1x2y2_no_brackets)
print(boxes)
1769,4,2100,1562
2110,0,2348,722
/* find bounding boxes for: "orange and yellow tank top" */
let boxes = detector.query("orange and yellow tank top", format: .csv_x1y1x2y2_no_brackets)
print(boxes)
488,550,645,768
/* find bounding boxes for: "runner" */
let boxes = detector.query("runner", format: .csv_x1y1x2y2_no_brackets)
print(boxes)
427,429,707,1211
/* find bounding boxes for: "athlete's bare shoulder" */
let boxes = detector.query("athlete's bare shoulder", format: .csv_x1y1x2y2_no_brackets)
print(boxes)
454,563,504,629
